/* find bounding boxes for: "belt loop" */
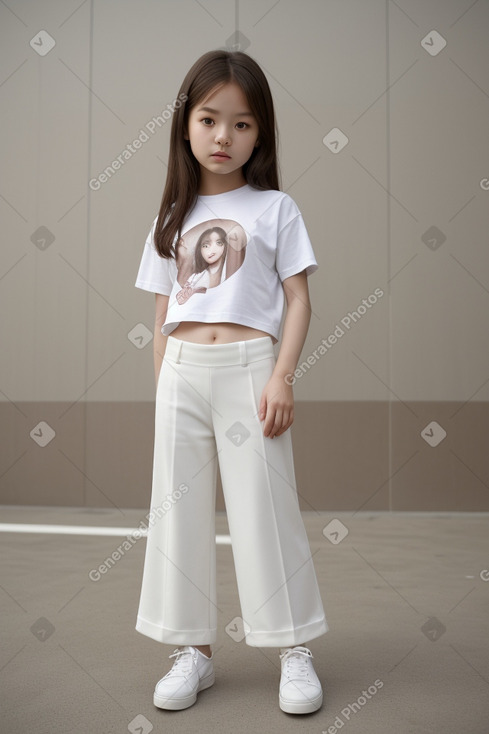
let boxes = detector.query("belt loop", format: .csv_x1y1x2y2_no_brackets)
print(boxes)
239,341,247,367
174,340,183,364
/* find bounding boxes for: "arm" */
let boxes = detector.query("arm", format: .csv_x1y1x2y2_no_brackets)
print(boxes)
258,270,312,438
154,293,169,386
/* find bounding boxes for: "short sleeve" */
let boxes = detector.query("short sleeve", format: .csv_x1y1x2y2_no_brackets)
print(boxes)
135,218,174,295
275,198,319,282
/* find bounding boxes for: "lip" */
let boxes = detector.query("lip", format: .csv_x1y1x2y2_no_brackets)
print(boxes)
211,152,231,159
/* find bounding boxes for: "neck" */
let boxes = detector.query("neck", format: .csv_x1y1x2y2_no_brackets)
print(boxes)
198,169,247,196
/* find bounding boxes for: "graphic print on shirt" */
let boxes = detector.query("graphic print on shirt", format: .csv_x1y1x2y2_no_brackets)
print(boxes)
175,218,247,305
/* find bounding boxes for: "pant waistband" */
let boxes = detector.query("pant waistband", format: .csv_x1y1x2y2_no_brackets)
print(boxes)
164,335,275,367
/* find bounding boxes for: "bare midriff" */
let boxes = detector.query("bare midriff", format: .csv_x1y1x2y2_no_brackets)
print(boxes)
170,321,276,345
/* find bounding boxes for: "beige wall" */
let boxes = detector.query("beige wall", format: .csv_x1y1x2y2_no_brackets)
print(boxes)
1,0,488,511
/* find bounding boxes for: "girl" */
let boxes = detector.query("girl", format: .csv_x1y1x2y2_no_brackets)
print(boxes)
175,226,230,304
135,49,328,715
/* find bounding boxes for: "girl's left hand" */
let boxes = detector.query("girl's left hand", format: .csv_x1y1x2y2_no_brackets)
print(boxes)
258,375,294,438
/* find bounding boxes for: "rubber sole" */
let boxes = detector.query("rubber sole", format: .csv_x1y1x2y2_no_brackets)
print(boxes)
279,690,323,714
153,671,215,710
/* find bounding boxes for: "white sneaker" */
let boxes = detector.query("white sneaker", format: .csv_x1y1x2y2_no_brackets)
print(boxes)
153,646,215,710
279,646,323,714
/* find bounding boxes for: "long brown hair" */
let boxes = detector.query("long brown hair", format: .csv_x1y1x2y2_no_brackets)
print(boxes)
153,50,281,259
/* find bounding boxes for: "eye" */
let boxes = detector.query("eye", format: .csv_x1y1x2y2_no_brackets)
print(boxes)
201,118,214,126
236,122,249,130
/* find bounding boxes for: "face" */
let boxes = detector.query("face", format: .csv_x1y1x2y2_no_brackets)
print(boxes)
185,82,260,192
201,231,225,264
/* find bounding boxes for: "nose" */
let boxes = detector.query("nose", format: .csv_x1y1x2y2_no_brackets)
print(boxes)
215,126,231,146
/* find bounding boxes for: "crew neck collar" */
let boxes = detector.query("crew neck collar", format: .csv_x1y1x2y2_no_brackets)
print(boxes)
197,183,250,200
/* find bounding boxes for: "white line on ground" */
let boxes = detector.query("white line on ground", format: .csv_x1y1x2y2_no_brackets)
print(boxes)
0,523,232,543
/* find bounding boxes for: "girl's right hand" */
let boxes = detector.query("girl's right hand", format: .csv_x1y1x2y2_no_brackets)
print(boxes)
176,282,193,304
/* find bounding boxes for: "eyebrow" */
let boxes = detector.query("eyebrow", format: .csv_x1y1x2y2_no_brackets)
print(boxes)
197,106,255,117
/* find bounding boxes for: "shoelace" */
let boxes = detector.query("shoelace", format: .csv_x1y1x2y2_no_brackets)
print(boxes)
280,647,313,680
164,647,195,678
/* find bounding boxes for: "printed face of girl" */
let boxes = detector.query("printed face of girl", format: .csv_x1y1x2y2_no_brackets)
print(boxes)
185,82,260,194
200,231,225,265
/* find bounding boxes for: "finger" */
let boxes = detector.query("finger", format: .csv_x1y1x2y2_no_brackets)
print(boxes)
263,413,274,437
269,409,283,439
263,405,277,437
276,411,293,437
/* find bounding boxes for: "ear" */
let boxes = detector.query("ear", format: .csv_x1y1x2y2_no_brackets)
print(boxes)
254,140,260,147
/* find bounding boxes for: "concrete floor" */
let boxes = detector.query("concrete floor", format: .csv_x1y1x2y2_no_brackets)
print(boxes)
0,507,488,734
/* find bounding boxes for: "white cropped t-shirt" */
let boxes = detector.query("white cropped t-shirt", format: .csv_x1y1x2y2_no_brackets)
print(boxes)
135,184,318,342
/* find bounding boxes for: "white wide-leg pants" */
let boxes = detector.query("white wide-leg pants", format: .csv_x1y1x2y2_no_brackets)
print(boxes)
135,335,328,647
